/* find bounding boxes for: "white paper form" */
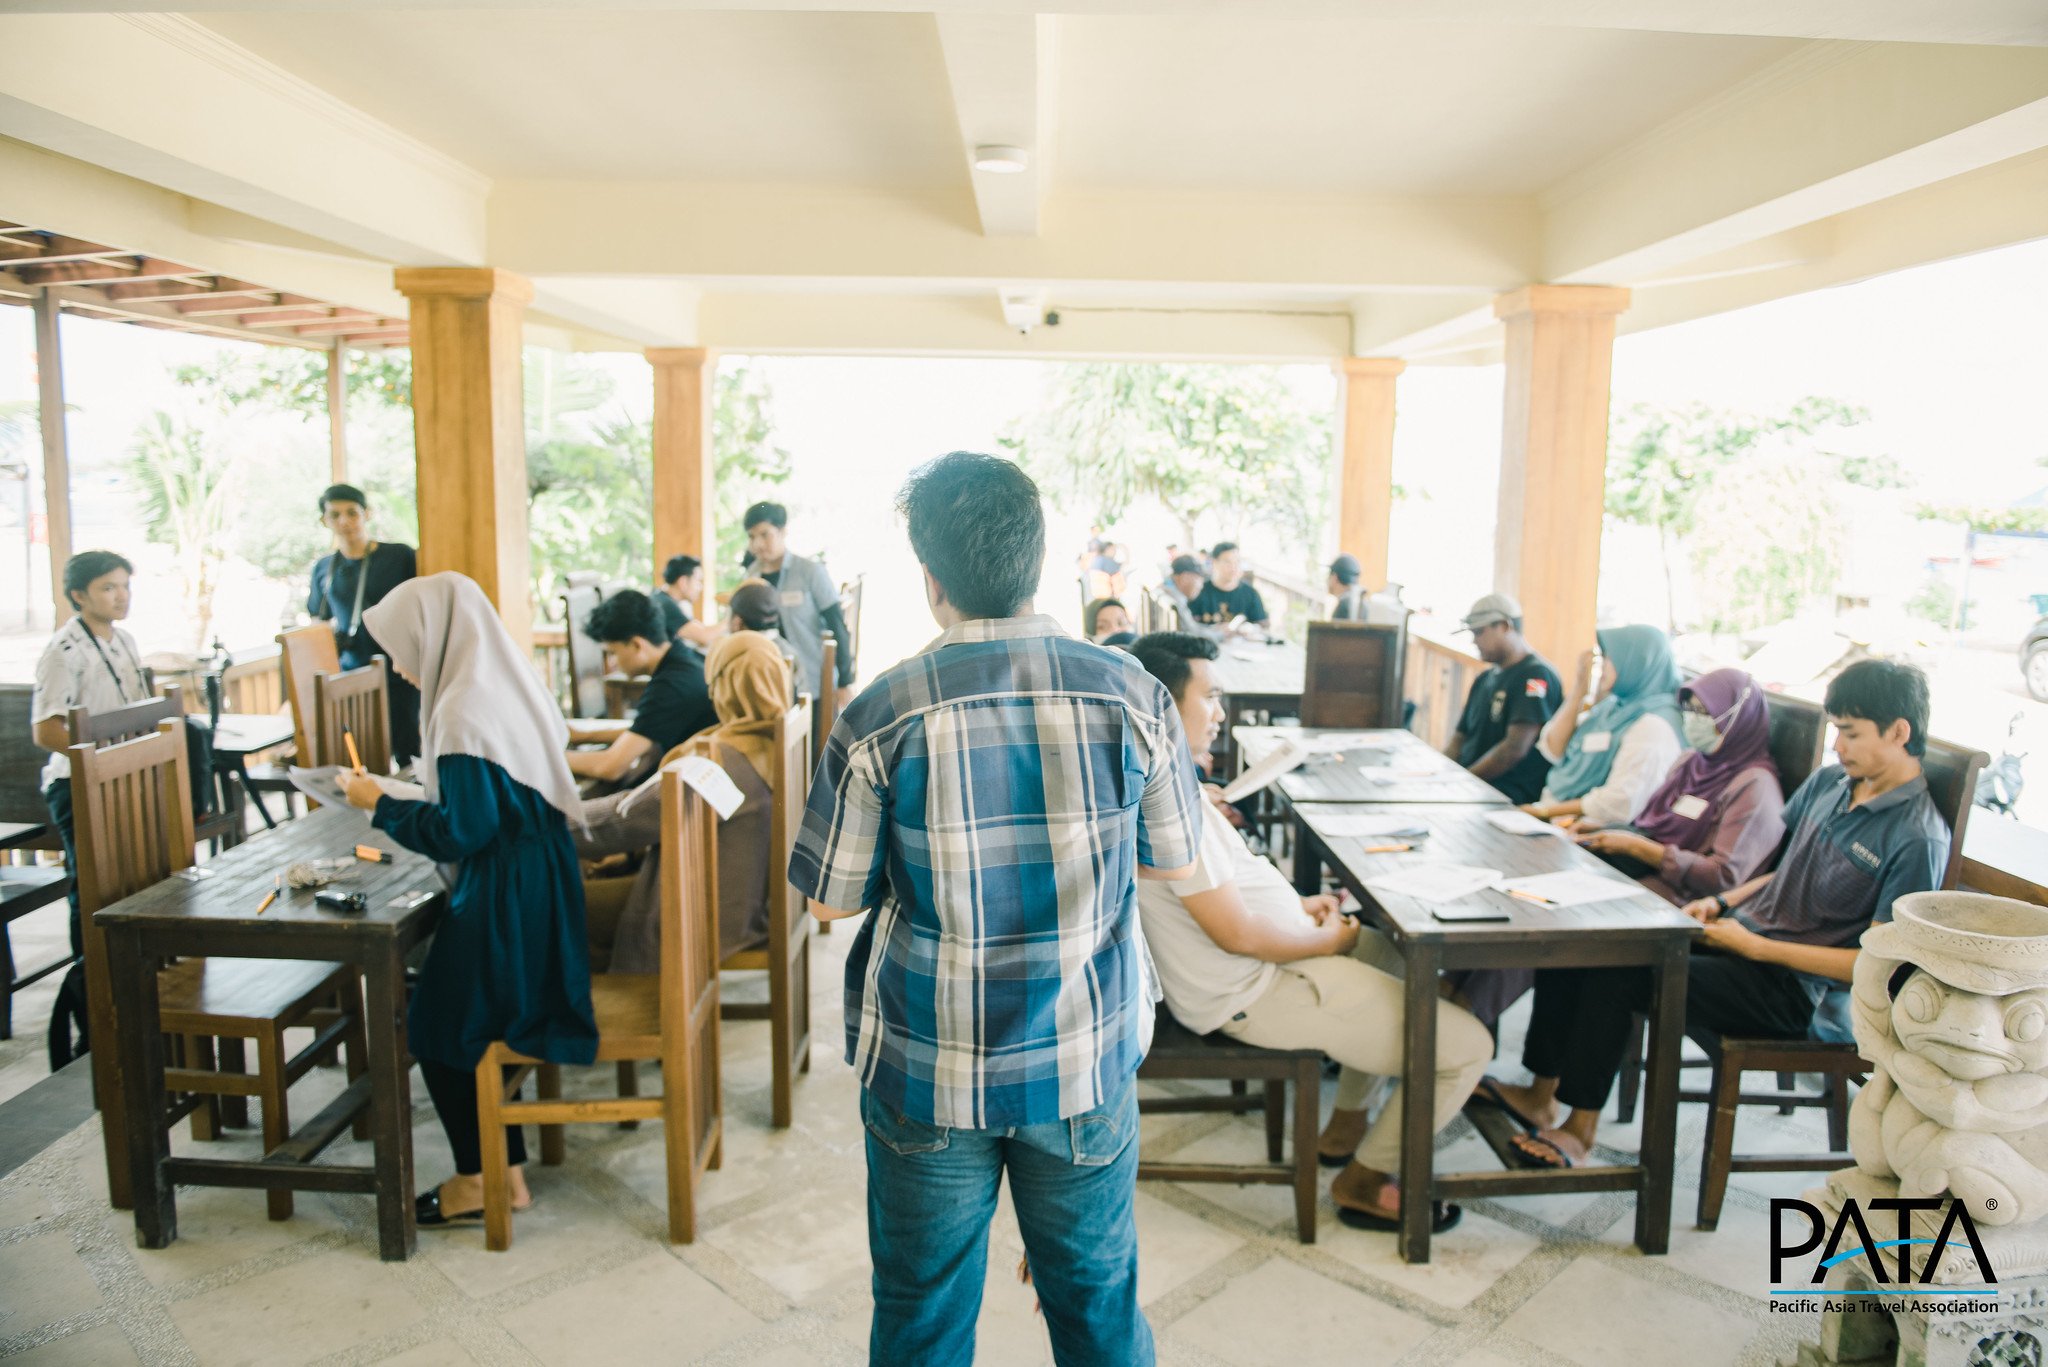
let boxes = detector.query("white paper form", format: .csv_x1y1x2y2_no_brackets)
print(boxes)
288,765,426,815
1485,809,1570,837
1492,869,1643,908
1312,813,1431,839
1220,738,1310,803
669,755,745,819
1364,863,1502,903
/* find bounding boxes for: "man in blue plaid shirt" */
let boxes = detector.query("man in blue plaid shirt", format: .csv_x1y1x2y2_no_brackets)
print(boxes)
791,452,1203,1366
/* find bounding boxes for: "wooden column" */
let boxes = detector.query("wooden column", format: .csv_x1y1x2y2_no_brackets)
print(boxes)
32,290,74,622
326,339,348,483
1334,357,1405,589
647,347,716,614
1492,284,1630,669
394,267,534,651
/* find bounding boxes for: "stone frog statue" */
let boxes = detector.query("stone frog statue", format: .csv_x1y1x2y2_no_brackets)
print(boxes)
1849,891,2048,1226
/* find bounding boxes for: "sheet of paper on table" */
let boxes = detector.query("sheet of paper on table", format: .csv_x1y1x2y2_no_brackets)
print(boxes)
287,765,426,815
1300,732,1384,754
1492,869,1643,908
1357,765,1452,783
1219,737,1311,803
1485,809,1569,837
1364,862,1502,903
1314,813,1431,839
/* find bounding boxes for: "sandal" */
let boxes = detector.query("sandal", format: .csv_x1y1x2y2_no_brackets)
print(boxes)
1337,1200,1463,1235
414,1190,483,1229
1468,1078,1544,1134
1509,1128,1588,1170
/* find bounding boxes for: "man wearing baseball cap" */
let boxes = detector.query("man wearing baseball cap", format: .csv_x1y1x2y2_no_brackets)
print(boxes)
1327,555,1366,622
1162,554,1212,636
1444,593,1562,804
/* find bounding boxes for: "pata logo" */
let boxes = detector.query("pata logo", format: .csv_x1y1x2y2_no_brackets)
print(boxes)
1772,1197,1995,1290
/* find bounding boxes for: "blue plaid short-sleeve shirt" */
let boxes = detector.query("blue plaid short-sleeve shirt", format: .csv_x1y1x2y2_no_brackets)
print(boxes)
788,614,1204,1129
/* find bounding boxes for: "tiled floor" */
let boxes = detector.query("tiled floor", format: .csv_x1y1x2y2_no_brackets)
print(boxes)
0,923,1836,1366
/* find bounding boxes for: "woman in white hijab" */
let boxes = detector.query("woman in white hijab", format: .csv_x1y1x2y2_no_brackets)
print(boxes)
339,572,597,1229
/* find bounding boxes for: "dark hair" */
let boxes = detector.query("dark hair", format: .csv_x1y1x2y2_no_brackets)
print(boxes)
662,554,701,586
1211,541,1239,558
1100,631,1139,650
897,452,1045,620
742,501,787,531
1131,631,1220,702
318,483,368,513
1824,658,1931,757
1083,597,1126,636
728,580,781,631
63,549,133,609
1170,555,1205,577
583,588,666,647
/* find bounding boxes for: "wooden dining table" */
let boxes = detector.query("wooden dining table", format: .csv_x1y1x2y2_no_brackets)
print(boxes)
1235,725,1511,806
196,711,299,834
96,804,445,1261
1207,640,1307,778
1290,800,1699,1264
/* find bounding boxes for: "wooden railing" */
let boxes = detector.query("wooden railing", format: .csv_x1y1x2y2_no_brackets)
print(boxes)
1403,618,1485,752
1242,559,1324,646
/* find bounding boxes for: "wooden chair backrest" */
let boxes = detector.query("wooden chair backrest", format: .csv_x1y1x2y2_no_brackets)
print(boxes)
278,624,342,761
313,658,392,774
1301,621,1405,729
1147,585,1181,634
1922,737,1990,892
1762,690,1828,797
657,755,723,1157
68,719,195,917
811,636,838,770
68,685,185,747
0,683,59,834
563,582,609,719
771,700,814,937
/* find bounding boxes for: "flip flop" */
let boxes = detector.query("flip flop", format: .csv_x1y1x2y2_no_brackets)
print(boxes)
1508,1129,1586,1171
1468,1077,1543,1134
1336,1200,1463,1235
414,1190,482,1228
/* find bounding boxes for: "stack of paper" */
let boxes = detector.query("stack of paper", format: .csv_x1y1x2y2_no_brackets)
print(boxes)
1364,863,1501,903
288,765,426,815
1485,809,1569,837
1492,870,1640,907
1315,813,1430,839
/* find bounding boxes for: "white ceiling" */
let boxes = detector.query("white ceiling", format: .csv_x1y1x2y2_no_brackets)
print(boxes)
194,9,1800,194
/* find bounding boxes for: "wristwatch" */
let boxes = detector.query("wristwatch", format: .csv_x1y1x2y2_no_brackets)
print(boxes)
1712,894,1730,916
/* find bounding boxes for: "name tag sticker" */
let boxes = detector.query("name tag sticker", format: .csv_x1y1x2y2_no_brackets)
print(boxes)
1580,731,1612,754
780,590,804,607
1671,794,1709,820
671,755,746,820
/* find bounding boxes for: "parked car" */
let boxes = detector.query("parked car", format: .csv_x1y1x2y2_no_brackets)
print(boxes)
2025,614,2048,701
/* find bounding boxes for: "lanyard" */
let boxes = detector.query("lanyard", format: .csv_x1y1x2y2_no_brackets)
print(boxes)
338,544,376,639
82,624,133,704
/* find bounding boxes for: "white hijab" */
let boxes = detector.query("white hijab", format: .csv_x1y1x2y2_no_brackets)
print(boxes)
361,572,583,823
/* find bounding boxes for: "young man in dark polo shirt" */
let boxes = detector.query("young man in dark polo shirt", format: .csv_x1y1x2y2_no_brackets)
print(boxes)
1445,593,1563,804
1188,542,1269,634
1484,659,1949,1169
566,589,717,788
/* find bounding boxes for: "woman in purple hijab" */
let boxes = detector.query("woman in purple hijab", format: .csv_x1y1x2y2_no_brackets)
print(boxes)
1576,667,1788,905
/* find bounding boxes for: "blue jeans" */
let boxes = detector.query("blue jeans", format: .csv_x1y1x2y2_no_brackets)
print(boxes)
862,1079,1152,1367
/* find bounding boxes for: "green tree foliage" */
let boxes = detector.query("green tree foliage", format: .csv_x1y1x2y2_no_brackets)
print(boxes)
999,363,1331,561
1687,450,1847,634
713,363,794,589
126,411,240,650
1606,396,1894,630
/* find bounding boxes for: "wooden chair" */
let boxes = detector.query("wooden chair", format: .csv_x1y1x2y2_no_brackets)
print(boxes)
0,683,72,1040
1300,620,1405,729
475,758,725,1249
69,686,239,850
1691,736,1987,1230
261,625,346,815
718,700,814,1127
70,720,364,1216
1137,1009,1323,1243
312,659,393,774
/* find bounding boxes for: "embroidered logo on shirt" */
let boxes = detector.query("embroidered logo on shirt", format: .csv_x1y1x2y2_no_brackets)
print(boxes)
1524,678,1549,698
1850,842,1881,871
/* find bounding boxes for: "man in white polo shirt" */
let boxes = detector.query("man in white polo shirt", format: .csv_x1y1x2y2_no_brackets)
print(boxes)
1129,630,1493,1235
30,549,150,1066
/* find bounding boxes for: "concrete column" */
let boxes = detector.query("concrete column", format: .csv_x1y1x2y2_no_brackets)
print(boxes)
32,290,73,621
1492,284,1631,668
394,267,534,651
647,347,716,616
1335,356,1405,589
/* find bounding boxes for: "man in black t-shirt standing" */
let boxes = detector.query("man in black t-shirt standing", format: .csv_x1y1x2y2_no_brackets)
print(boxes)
567,589,718,789
1445,593,1562,804
1188,542,1269,635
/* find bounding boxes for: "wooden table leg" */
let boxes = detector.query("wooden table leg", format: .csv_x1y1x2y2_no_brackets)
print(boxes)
106,927,175,1248
362,943,417,1262
1635,938,1689,1255
1399,940,1441,1264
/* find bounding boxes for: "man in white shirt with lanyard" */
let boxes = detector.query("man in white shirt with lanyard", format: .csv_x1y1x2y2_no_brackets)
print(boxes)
30,550,150,1067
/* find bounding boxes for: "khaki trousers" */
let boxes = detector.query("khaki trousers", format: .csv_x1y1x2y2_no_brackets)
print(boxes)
1220,954,1492,1174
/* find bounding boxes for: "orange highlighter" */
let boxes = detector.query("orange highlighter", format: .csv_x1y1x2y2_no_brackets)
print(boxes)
342,725,366,776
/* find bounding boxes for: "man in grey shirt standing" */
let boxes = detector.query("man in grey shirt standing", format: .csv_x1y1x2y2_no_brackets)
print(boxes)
742,501,858,708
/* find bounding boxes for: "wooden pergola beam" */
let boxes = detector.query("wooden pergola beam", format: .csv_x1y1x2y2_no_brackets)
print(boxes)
0,234,130,266
172,293,286,316
50,285,328,351
103,279,267,303
13,257,207,288
237,308,333,327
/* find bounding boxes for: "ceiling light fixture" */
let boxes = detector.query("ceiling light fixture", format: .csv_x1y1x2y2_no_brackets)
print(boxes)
972,145,1030,174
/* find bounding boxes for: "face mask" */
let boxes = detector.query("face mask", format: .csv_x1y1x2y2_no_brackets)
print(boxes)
1682,711,1723,754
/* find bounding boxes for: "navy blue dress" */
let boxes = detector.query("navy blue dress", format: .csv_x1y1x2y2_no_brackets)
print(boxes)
372,755,598,1070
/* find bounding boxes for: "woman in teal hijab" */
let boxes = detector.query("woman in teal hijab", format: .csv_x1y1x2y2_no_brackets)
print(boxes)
1524,624,1685,829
